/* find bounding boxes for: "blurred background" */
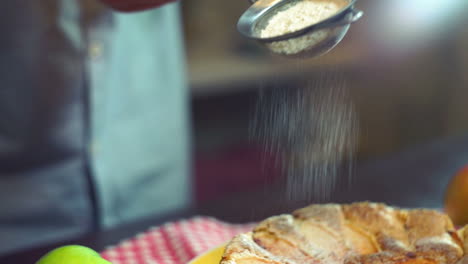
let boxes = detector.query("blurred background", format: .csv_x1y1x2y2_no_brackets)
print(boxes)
2,1,468,260
184,0,468,203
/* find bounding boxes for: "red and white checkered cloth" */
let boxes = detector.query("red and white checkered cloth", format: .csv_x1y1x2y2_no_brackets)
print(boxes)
100,217,255,264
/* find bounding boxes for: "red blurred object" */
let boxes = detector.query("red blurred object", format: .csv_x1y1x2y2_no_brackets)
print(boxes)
100,0,175,12
194,144,281,203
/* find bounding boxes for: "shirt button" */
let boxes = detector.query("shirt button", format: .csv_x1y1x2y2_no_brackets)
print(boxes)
88,41,103,60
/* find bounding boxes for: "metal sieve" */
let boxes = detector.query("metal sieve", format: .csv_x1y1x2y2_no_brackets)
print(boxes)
237,0,363,57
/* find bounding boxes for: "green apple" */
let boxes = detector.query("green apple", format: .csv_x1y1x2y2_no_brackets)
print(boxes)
36,245,112,264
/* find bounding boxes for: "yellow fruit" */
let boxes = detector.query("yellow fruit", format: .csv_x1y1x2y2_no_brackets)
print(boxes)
445,166,468,226
36,245,111,264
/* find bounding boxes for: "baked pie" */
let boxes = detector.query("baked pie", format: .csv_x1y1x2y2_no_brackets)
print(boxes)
220,202,468,264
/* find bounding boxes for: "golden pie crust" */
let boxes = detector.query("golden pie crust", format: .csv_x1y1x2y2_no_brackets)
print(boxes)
220,202,468,264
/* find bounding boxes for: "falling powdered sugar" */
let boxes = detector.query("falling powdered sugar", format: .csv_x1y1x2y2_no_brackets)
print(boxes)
251,72,358,201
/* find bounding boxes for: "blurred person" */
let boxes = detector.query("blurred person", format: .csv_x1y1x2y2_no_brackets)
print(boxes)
0,0,191,255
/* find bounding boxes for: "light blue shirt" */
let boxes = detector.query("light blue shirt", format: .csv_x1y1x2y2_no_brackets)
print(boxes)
0,0,191,255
